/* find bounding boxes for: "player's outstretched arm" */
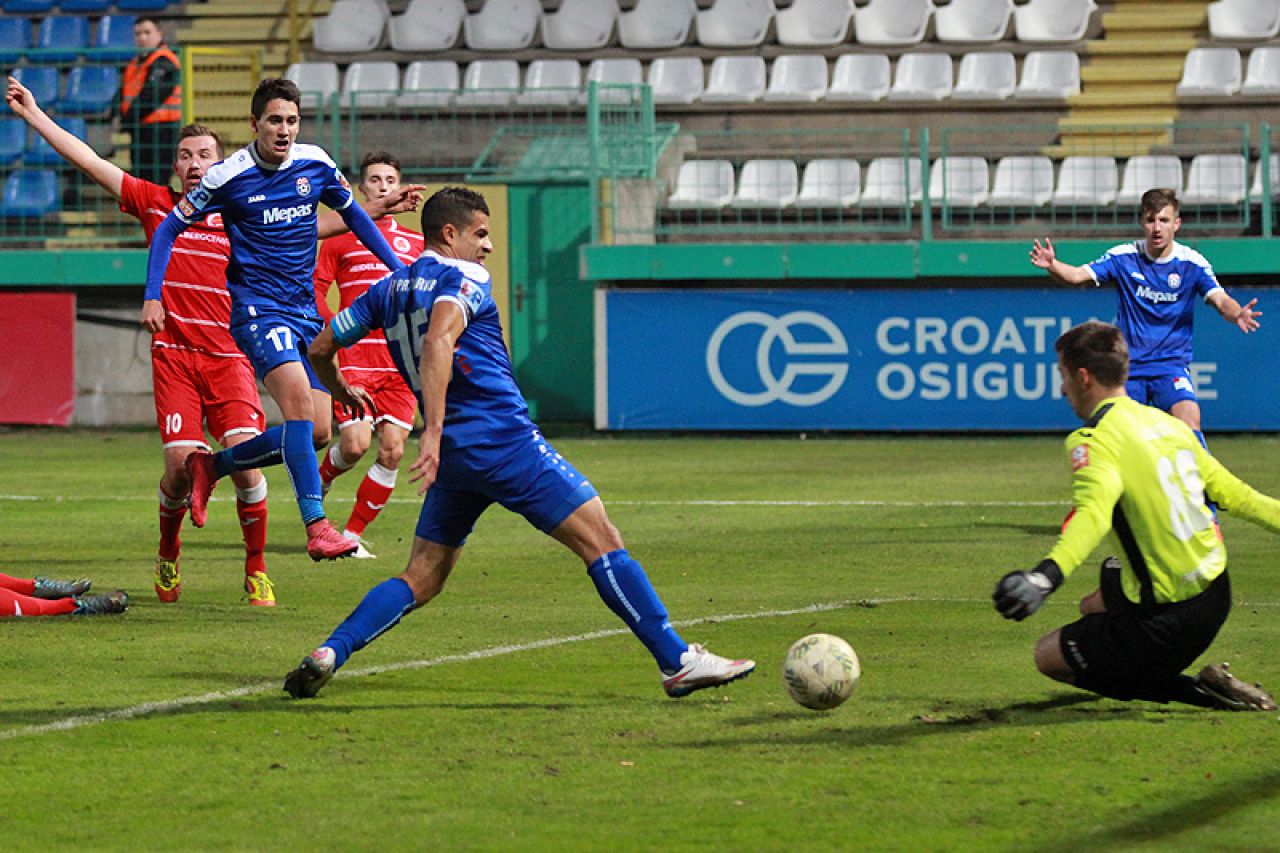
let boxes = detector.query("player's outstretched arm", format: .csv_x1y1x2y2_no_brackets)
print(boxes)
409,301,466,496
315,187,426,239
1207,290,1261,333
339,202,405,272
140,213,191,332
1030,237,1093,286
5,76,125,199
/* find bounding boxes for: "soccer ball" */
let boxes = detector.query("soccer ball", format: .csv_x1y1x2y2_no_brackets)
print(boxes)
782,633,860,710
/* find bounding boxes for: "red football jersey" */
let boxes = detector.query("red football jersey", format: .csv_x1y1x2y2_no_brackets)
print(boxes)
314,217,424,372
119,173,241,359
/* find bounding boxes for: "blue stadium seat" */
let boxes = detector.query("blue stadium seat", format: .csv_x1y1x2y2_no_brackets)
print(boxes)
92,14,136,62
0,169,61,217
0,17,32,65
12,67,60,109
59,65,118,113
25,117,87,166
0,119,25,166
115,0,174,10
31,15,90,64
3,0,55,12
59,0,112,11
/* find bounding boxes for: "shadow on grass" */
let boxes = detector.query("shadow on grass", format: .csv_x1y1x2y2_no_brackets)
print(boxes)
978,520,1064,538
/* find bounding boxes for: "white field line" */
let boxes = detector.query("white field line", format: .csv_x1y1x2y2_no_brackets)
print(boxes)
0,494,1065,508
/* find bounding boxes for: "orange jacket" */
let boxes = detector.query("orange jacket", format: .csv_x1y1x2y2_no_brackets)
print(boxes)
121,45,181,124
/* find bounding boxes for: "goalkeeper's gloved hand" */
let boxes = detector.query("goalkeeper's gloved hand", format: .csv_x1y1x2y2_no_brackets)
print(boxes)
993,560,1064,621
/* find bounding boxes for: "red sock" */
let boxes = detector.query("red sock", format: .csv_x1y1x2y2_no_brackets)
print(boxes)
0,587,76,616
158,486,187,561
345,465,396,536
0,572,36,595
318,445,353,486
238,498,268,576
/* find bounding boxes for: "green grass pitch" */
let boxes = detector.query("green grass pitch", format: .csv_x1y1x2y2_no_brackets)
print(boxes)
3,429,1280,849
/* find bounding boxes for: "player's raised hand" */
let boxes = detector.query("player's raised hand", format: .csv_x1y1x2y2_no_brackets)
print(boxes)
335,383,377,421
369,185,427,219
5,76,38,119
140,299,165,333
1235,297,1261,333
409,434,441,495
1029,238,1056,270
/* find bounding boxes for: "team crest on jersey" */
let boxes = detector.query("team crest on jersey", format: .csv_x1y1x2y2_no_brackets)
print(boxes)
296,176,311,197
177,198,196,218
1070,444,1090,471
393,236,411,253
1168,273,1181,289
204,212,223,228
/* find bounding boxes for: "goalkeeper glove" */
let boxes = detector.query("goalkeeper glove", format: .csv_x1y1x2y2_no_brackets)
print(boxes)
993,560,1064,621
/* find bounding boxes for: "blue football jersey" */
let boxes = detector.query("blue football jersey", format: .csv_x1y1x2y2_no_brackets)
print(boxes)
1086,240,1223,376
172,142,355,313
331,251,535,465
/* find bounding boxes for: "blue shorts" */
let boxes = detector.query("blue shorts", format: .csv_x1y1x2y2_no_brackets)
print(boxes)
1126,368,1198,413
416,434,599,547
230,306,326,391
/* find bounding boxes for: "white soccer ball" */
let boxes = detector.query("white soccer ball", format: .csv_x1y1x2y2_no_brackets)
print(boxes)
782,633,860,711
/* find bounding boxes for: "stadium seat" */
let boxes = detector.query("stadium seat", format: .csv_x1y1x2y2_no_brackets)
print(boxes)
59,65,119,114
26,117,86,166
648,57,704,105
1014,51,1081,99
516,59,582,106
619,0,697,48
827,54,891,101
32,15,90,64
541,0,618,50
583,58,644,104
312,0,389,53
888,53,953,101
0,17,31,65
952,51,1016,100
1052,156,1118,206
774,0,854,48
732,159,799,208
59,0,111,11
3,0,53,11
114,0,176,10
1208,0,1280,40
763,55,828,102
935,0,1013,43
1249,153,1280,200
989,155,1054,206
1176,48,1242,97
1182,153,1249,204
702,56,767,103
456,60,520,106
1242,47,1280,95
12,67,59,111
855,0,933,46
341,61,400,109
795,158,861,208
394,60,460,107
860,157,922,207
1116,155,1183,205
0,169,60,217
0,118,24,166
696,0,776,48
1014,0,1097,43
667,159,735,208
388,0,466,52
285,62,340,110
92,14,137,63
464,0,542,50
930,157,990,207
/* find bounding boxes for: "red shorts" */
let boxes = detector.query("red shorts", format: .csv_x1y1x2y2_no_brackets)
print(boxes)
152,347,265,448
334,369,417,431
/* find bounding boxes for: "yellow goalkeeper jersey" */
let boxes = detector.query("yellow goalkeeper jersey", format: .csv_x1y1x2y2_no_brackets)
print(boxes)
1045,396,1280,605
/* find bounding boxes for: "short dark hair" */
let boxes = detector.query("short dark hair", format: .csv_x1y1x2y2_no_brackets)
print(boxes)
177,123,224,159
1055,321,1129,387
251,78,301,120
1140,187,1180,218
134,15,163,30
421,187,489,241
360,151,401,182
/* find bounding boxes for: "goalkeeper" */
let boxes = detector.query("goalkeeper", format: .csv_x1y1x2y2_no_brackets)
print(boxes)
993,320,1277,711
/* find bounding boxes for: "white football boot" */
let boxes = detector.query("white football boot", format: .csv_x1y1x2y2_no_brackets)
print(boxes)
662,643,756,697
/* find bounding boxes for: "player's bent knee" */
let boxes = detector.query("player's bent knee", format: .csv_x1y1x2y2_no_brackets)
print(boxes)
1034,632,1074,683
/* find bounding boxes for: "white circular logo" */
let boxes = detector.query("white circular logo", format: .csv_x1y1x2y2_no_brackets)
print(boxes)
705,311,849,407
1168,273,1181,289
393,235,412,253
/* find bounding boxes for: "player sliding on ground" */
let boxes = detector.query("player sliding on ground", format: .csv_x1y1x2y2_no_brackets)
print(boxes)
284,187,755,699
0,573,128,617
994,320,1277,711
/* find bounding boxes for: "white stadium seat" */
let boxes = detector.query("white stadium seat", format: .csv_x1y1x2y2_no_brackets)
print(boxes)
1182,153,1249,204
1052,156,1118,206
341,61,399,108
855,0,933,46
311,0,390,53
952,51,1016,100
989,155,1055,206
516,59,582,106
668,159,735,208
1015,51,1081,98
1249,153,1280,199
464,0,542,50
541,0,619,50
935,0,1014,44
796,158,861,208
648,57,705,105
888,53,953,101
394,61,460,107
1176,48,1242,97
1208,0,1280,40
930,157,990,207
456,60,521,106
583,58,644,104
1014,0,1097,43
702,56,767,103
286,62,339,110
732,159,799,208
388,0,466,52
763,54,829,102
775,0,855,48
827,53,891,101
1242,47,1280,95
696,0,776,48
619,0,697,49
860,157,923,207
1116,155,1183,206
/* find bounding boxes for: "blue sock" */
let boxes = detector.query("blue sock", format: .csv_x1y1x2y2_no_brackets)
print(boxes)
215,425,284,477
323,577,417,669
280,419,326,525
587,549,687,673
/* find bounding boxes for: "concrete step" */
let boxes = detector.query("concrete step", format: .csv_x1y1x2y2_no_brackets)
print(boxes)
1070,89,1177,107
1081,60,1184,83
1088,35,1195,56
1100,4,1207,31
